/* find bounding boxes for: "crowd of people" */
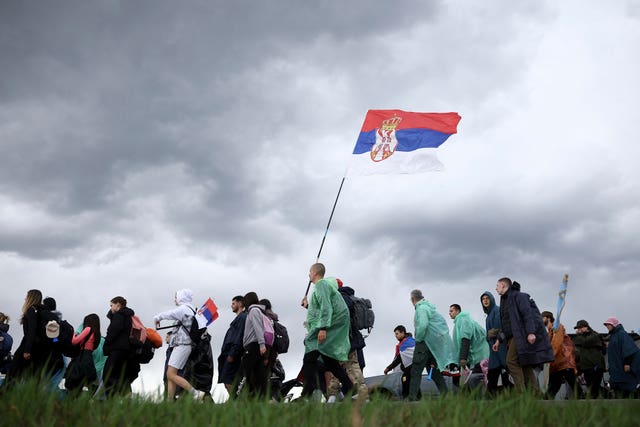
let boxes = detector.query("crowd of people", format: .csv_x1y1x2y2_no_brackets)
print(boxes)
0,270,638,402
382,277,640,399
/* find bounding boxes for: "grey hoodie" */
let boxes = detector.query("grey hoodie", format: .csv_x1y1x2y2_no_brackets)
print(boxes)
243,304,266,348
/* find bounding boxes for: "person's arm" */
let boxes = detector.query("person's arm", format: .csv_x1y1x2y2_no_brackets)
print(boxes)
516,294,537,344
459,338,471,367
385,354,401,374
72,326,91,346
228,314,247,361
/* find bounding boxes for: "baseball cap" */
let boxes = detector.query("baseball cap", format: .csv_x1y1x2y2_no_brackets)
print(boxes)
573,319,589,329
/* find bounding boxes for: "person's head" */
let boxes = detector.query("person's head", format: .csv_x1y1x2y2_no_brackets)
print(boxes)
309,263,325,284
21,289,43,323
603,317,619,332
410,289,423,306
574,319,590,334
496,277,512,296
259,299,272,311
0,312,9,324
83,313,101,350
541,311,554,327
243,292,259,308
43,297,57,311
110,296,127,313
481,293,492,309
449,304,461,319
231,295,245,314
394,325,407,341
174,289,194,306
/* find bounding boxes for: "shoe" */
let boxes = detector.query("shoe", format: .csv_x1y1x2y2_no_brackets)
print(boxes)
442,364,461,377
327,395,337,403
191,388,202,401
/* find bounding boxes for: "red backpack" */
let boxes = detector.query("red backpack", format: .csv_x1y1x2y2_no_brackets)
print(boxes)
129,315,147,348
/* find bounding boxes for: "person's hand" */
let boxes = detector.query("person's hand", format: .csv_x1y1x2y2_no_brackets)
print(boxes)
260,345,267,356
155,321,160,329
318,330,327,343
23,352,31,360
227,355,234,363
301,296,308,308
492,341,500,352
527,334,536,344
384,367,390,375
624,364,631,373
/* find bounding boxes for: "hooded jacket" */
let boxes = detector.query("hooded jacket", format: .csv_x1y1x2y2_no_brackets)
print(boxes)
499,284,554,366
243,304,267,348
338,286,366,352
0,322,13,356
413,299,455,370
104,306,135,355
153,289,196,347
452,311,490,368
304,278,351,362
607,323,640,390
481,291,507,369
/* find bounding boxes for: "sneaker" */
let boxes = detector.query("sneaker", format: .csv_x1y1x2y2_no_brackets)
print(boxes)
327,395,337,403
442,364,461,377
191,388,202,401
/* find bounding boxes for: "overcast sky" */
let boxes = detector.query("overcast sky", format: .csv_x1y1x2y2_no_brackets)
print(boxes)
1,0,639,396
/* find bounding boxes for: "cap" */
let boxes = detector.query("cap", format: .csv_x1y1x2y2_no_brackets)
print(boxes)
603,317,619,328
45,320,60,339
573,319,589,329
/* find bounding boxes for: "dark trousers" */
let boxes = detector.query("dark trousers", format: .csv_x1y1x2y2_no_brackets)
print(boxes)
548,368,577,399
103,350,139,397
301,350,352,397
241,342,268,398
408,341,448,399
580,367,604,399
401,368,412,398
487,366,512,394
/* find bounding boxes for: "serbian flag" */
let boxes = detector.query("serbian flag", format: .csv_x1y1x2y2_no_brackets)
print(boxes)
347,110,461,175
195,298,219,329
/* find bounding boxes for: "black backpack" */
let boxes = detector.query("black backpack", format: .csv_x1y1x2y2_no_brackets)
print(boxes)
272,321,290,354
345,295,375,332
36,308,79,358
183,307,207,346
135,339,156,364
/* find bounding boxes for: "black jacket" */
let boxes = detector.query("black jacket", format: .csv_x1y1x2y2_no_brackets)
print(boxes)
338,286,366,351
103,307,135,355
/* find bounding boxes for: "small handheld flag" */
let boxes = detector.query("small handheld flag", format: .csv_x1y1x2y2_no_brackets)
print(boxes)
195,298,219,329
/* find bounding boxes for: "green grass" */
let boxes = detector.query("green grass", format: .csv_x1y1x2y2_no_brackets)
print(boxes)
1,381,639,427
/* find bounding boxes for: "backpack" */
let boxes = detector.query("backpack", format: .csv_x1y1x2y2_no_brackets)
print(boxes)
250,307,275,346
0,330,13,356
272,320,290,354
345,295,375,332
135,339,156,364
183,307,207,346
36,308,78,357
129,315,148,348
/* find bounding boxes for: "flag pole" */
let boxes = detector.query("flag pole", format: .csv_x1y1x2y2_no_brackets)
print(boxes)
304,176,347,297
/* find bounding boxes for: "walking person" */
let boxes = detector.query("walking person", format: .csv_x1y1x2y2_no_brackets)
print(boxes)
65,314,101,393
300,263,353,399
407,289,454,400
480,291,511,395
153,289,200,401
572,319,605,399
241,292,270,398
218,295,247,397
103,296,140,397
603,317,640,398
492,278,553,393
542,311,577,399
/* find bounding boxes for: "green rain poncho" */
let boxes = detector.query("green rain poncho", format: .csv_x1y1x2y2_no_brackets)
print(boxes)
413,299,455,370
304,278,351,361
452,311,490,367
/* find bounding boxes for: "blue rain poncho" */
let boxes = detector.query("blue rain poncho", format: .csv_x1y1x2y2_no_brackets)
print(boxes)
304,278,351,361
452,311,490,367
413,299,455,370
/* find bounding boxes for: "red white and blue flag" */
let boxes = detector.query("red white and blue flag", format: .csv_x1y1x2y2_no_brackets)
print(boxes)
347,110,461,175
195,297,219,329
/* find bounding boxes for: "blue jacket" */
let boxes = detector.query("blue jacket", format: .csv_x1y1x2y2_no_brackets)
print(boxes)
499,287,554,366
481,291,507,369
220,311,247,359
607,324,640,391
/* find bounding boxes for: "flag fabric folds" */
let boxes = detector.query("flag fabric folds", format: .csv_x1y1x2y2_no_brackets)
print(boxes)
195,297,219,329
347,110,461,175
553,274,569,331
